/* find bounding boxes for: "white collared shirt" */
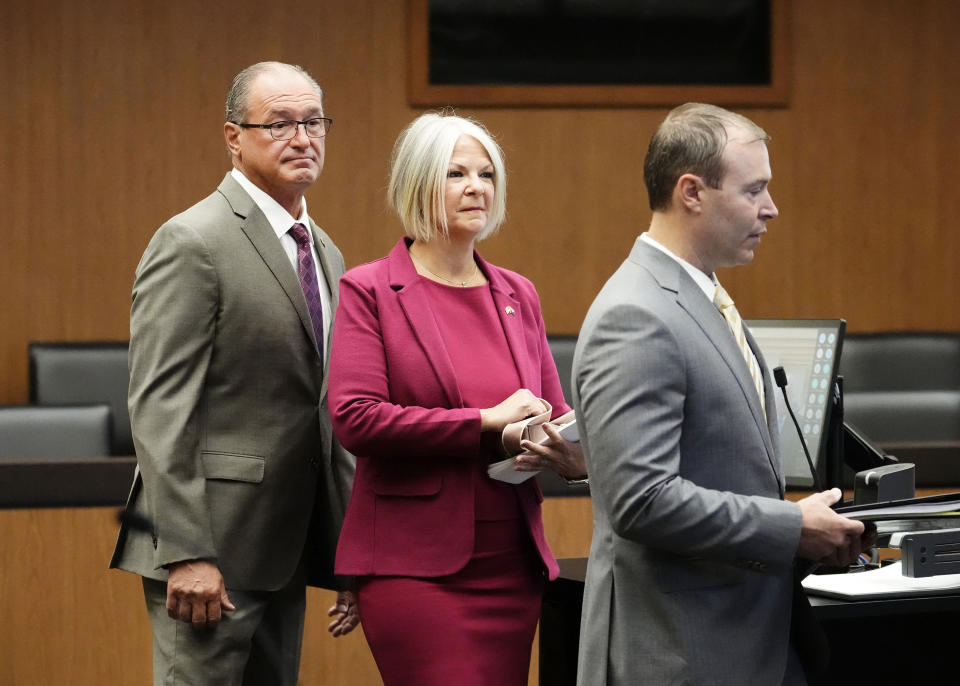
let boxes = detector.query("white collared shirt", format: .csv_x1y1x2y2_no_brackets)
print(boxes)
640,232,717,302
231,168,332,354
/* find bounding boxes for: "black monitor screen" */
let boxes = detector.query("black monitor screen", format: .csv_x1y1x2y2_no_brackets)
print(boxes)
746,319,845,488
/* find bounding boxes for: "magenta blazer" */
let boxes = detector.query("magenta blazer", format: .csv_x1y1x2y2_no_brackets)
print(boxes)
329,238,568,580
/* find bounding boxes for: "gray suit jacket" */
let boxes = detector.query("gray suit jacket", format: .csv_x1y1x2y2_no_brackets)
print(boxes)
111,173,354,592
573,238,804,685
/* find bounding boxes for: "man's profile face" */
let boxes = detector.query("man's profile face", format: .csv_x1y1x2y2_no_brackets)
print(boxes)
230,68,325,204
698,127,779,271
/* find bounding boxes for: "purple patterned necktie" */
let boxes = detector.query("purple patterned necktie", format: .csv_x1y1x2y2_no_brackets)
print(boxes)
288,223,325,356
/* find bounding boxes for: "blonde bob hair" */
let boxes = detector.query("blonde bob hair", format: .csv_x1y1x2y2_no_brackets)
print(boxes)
388,112,507,242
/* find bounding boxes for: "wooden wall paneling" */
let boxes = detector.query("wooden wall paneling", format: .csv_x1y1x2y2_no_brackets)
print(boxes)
0,497,592,686
0,508,382,686
541,495,594,560
467,108,661,334
0,508,151,685
314,0,415,268
301,589,384,685
1,3,958,680
726,1,960,329
0,507,388,686
3,0,960,407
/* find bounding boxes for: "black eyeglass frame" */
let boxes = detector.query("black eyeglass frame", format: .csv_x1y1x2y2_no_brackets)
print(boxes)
237,117,333,140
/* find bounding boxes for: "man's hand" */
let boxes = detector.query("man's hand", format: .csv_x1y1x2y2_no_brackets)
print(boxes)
796,488,871,566
327,590,359,637
165,559,235,629
517,422,587,480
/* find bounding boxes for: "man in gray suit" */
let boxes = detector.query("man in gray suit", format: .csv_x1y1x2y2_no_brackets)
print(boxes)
573,103,872,685
111,62,356,685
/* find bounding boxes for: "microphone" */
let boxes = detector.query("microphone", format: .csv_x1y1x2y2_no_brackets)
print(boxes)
773,366,823,492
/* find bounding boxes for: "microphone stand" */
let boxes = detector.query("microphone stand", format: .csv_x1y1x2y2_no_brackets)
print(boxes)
773,366,823,492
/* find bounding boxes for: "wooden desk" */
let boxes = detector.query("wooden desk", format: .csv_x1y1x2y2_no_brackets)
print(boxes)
0,456,136,508
5,462,947,686
0,467,596,686
0,458,386,686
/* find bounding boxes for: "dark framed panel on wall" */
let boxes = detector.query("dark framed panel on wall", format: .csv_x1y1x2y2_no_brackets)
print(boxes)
408,0,790,107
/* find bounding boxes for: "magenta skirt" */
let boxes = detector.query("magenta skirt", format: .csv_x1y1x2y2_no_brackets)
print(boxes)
356,518,545,686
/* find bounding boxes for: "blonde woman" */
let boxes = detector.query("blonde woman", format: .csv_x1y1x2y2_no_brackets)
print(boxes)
328,112,585,685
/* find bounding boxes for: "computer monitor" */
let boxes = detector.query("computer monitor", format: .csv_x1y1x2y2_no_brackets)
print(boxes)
746,319,845,488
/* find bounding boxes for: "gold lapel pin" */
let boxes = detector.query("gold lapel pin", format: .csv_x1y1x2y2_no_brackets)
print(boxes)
505,306,516,316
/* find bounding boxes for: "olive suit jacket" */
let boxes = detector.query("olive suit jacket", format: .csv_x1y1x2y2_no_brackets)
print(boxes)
110,173,354,592
573,238,805,685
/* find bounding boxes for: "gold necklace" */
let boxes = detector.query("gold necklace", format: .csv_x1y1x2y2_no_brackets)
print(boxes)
409,249,480,287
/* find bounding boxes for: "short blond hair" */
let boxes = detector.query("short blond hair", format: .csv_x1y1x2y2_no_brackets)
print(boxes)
388,112,507,242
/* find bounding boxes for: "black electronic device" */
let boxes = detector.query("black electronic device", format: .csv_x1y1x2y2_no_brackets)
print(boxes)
746,319,845,489
854,462,916,504
826,391,901,491
890,528,960,577
842,419,897,474
748,318,903,491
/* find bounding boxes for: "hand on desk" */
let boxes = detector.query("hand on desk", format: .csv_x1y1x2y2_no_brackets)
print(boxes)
796,488,877,567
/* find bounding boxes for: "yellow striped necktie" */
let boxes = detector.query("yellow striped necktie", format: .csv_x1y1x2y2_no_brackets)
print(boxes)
713,284,766,417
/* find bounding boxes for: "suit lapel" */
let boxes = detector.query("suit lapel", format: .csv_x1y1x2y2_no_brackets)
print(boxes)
309,221,341,399
310,225,339,315
218,174,319,353
390,240,463,408
745,324,785,492
634,240,780,481
676,282,778,468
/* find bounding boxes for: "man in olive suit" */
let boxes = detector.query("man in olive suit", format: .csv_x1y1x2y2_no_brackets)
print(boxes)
111,62,356,686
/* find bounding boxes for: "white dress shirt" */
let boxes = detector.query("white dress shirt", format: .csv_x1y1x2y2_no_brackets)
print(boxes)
231,168,332,354
640,232,763,394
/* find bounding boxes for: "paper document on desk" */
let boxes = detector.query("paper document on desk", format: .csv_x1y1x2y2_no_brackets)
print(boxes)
837,492,960,521
488,419,579,484
802,561,960,600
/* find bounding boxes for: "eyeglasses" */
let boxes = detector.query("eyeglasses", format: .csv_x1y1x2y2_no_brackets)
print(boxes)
238,117,333,141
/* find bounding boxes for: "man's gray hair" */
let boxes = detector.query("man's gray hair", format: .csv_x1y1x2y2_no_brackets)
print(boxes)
225,62,323,124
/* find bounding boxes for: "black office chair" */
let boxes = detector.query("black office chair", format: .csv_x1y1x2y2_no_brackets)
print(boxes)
28,341,132,455
547,335,578,405
0,404,112,459
841,332,960,393
839,332,960,485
